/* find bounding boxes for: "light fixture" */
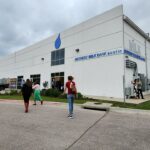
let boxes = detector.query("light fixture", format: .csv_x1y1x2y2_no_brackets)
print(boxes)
75,48,80,52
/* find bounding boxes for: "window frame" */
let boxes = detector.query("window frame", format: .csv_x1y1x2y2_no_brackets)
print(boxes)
51,48,65,66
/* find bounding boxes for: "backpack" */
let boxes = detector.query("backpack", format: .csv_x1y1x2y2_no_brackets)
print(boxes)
70,82,76,93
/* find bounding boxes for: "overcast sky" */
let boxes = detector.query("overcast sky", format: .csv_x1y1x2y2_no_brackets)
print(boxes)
0,0,150,56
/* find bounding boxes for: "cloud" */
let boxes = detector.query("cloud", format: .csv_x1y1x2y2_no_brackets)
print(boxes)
0,0,150,56
123,0,150,33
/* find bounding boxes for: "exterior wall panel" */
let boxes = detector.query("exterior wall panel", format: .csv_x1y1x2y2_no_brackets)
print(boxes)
2,5,146,99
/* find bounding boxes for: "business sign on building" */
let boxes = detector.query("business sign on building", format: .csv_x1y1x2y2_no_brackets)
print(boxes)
75,49,145,62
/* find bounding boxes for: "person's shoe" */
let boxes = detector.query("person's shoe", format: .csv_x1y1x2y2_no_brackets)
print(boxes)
67,113,73,117
25,110,28,113
33,103,36,105
68,115,73,119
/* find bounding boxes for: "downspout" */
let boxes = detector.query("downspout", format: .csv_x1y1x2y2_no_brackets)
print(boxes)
145,33,149,90
123,15,126,103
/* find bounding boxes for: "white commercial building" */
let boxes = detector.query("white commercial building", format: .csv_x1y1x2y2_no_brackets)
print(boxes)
0,5,150,100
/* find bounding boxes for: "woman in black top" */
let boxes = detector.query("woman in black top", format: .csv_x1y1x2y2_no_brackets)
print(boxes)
21,79,33,113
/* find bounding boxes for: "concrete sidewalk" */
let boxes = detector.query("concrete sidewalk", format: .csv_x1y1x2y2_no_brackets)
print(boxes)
0,100,150,150
86,94,150,104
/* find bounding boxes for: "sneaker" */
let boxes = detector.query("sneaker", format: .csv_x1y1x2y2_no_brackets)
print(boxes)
67,113,73,117
68,115,73,119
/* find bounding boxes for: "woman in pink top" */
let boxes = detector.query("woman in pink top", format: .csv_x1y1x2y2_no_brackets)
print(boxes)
32,81,43,105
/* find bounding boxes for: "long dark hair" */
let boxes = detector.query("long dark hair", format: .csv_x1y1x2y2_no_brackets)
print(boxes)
26,79,32,87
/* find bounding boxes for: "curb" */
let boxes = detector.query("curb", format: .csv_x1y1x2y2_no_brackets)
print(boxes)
110,107,150,115
81,102,112,111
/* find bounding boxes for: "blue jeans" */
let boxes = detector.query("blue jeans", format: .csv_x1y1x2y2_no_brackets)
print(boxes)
67,94,74,115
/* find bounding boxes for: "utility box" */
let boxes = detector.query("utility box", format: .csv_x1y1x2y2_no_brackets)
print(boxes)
125,87,131,99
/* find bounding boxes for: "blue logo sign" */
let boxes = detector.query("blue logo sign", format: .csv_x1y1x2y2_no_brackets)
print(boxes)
124,49,145,61
75,49,123,62
74,49,145,62
55,33,61,49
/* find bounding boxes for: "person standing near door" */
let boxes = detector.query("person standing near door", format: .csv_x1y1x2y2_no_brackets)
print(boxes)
51,78,56,89
63,76,77,119
136,78,144,99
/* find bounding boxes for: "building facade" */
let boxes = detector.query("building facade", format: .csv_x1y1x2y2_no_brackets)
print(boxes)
0,5,150,100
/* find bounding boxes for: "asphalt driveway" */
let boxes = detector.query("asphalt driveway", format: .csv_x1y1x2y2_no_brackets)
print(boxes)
0,101,150,150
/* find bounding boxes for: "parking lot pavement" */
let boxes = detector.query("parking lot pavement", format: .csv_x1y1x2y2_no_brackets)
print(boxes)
0,101,150,150
0,102,105,150
70,111,150,150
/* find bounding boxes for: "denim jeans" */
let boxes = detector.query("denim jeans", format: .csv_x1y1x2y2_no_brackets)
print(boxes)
67,94,74,115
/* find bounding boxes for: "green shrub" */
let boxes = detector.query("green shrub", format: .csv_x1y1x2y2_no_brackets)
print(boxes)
10,90,18,95
59,93,67,99
41,88,83,99
58,92,83,99
45,88,61,97
17,90,22,96
43,81,48,88
41,89,47,96
77,92,83,99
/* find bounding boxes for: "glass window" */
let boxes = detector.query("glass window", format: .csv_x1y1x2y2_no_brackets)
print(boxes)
30,74,41,84
17,76,24,89
51,72,64,91
56,50,59,60
59,49,64,59
60,72,64,76
51,51,55,61
51,48,65,66
55,60,59,65
59,59,64,64
51,73,55,77
55,73,59,76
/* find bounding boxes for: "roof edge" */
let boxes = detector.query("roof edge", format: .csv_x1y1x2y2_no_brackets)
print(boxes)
123,15,150,42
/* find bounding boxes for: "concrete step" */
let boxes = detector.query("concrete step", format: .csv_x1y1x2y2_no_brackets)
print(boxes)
81,102,112,111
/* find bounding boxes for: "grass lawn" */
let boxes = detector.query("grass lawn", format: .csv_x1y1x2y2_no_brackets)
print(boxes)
0,95,150,110
0,95,87,104
92,99,150,110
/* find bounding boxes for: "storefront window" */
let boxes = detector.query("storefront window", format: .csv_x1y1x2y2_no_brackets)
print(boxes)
17,76,24,89
51,72,64,91
30,74,41,84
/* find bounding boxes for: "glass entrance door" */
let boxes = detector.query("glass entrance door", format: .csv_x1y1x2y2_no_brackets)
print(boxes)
51,72,64,91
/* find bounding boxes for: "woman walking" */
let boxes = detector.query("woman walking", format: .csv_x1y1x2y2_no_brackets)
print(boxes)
63,76,77,119
21,79,33,113
32,81,43,105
